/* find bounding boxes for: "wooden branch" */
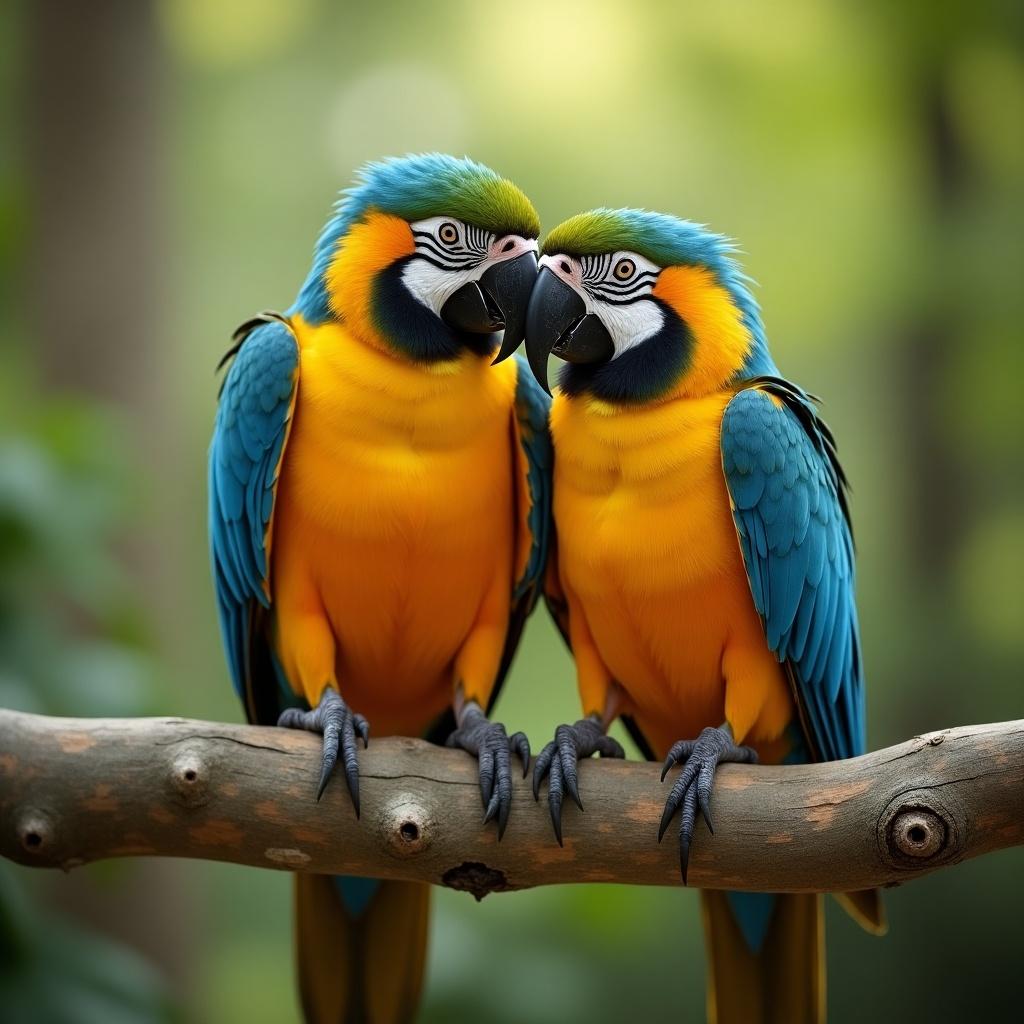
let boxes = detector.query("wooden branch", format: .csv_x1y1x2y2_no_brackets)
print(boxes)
1,711,1021,897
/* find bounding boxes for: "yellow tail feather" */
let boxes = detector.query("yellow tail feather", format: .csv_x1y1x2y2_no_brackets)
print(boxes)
294,875,430,1024
702,892,825,1024
835,888,887,936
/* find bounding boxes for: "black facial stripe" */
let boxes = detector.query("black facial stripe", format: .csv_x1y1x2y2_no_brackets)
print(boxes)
588,278,658,303
412,251,482,272
413,237,480,264
465,224,491,252
592,271,658,294
414,230,488,264
580,254,657,292
599,268,656,285
587,290,655,306
581,253,612,283
412,231,476,254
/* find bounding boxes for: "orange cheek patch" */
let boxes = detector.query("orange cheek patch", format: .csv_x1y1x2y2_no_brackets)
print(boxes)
325,210,416,335
653,265,752,397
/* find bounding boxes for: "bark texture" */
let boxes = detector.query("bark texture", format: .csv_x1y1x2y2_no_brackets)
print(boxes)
1,711,1021,897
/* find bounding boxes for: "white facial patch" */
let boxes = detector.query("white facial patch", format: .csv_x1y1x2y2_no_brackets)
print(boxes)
594,296,665,356
540,250,664,358
403,216,537,316
401,258,483,315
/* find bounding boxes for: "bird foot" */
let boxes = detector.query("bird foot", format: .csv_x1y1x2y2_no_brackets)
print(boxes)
446,705,530,840
658,725,757,884
278,689,369,812
532,717,624,845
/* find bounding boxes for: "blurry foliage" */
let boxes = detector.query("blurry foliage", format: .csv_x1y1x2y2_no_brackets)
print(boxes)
0,864,173,1024
0,373,157,717
0,372,172,1022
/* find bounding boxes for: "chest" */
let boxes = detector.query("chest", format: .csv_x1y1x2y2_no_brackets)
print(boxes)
551,392,744,597
278,325,515,545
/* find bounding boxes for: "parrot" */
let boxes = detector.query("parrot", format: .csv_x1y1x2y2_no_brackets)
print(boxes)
208,154,551,1024
504,207,886,1023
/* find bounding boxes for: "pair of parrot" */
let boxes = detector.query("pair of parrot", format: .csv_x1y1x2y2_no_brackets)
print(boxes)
209,153,884,1024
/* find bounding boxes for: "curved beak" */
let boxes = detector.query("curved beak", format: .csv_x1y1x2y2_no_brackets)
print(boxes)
523,269,615,394
441,251,539,354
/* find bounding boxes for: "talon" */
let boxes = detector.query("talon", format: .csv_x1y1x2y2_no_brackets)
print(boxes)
532,741,555,800
678,785,699,884
660,738,694,780
548,754,565,846
510,731,531,777
354,714,370,747
447,704,528,839
278,688,367,813
315,754,335,804
478,747,496,808
566,770,584,812
532,716,625,844
483,789,500,825
658,725,757,884
657,801,674,844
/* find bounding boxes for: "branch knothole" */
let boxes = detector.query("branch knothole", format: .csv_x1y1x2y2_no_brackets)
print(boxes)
879,790,961,871
442,861,510,901
891,809,945,859
169,750,210,808
18,812,52,856
378,794,433,859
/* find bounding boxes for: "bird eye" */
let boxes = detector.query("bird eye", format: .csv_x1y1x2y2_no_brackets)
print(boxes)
613,258,636,281
438,222,459,245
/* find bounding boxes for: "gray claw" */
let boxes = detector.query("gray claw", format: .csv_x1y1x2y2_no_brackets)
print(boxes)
532,717,625,845
448,705,528,841
658,725,758,883
278,688,368,815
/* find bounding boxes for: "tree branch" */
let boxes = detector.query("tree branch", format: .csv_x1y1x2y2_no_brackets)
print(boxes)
1,711,1021,897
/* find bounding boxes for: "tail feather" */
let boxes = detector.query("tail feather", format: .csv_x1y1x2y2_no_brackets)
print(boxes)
702,891,824,1024
294,875,430,1024
835,888,887,936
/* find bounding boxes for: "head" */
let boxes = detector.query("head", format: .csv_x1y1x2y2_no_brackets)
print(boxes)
514,208,777,401
290,154,540,362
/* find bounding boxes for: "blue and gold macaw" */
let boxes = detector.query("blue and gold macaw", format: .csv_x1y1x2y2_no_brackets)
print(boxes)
208,154,551,1024
504,208,885,1023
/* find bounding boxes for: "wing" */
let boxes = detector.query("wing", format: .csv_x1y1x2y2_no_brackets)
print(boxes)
488,353,554,708
721,377,865,763
209,312,298,724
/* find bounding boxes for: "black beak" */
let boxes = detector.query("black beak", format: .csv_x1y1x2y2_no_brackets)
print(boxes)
524,269,615,394
440,251,539,354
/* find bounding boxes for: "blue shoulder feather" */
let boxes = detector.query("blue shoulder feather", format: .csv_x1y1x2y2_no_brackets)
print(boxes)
721,378,864,762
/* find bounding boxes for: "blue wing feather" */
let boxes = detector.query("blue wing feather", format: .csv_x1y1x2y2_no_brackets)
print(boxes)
209,315,298,703
484,353,553,709
510,353,553,606
721,380,865,763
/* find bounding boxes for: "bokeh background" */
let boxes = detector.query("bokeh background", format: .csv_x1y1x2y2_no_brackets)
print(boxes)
2,0,1022,1021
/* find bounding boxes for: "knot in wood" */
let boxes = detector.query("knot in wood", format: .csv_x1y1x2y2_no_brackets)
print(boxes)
169,750,210,807
891,809,945,859
378,794,433,858
879,790,960,871
18,811,53,856
442,861,510,901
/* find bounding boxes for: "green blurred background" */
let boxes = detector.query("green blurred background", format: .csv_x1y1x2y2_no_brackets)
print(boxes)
2,0,1022,1021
